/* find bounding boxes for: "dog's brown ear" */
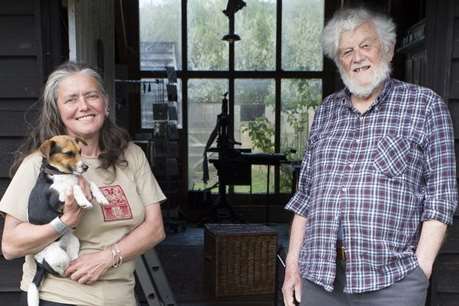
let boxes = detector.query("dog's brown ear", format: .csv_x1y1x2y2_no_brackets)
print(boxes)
39,139,55,159
75,137,87,146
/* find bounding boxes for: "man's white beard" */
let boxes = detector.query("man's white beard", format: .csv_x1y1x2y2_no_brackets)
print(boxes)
339,61,391,98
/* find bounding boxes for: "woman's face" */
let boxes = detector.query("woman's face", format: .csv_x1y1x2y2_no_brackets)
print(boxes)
56,72,107,141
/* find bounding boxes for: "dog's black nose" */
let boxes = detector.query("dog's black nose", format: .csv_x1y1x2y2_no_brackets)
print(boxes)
82,164,89,172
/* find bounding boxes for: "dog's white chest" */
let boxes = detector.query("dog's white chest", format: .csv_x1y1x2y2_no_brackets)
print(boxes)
49,174,108,208
50,175,79,201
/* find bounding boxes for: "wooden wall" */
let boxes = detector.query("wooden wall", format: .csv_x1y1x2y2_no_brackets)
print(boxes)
0,0,42,301
426,0,459,304
0,0,43,195
0,0,66,302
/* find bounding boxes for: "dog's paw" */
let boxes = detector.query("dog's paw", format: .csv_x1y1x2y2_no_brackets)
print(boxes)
79,201,93,209
95,193,110,206
89,182,110,205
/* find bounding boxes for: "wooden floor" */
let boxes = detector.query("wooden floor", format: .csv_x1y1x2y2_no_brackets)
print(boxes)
155,223,289,306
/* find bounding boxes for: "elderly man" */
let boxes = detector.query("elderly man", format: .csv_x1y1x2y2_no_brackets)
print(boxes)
282,7,457,306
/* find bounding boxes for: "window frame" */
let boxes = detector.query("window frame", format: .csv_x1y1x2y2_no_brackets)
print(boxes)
138,0,332,194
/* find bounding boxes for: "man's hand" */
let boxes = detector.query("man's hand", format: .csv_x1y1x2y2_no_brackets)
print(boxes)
282,214,307,306
416,257,433,280
282,263,302,306
415,219,448,281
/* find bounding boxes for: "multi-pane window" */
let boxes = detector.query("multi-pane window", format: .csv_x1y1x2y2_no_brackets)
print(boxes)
139,0,325,193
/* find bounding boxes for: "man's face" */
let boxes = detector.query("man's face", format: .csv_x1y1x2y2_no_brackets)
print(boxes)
337,22,391,97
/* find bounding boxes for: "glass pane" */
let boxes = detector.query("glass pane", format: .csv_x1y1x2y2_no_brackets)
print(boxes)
234,79,275,193
140,78,182,129
188,0,228,70
235,0,276,70
139,0,182,70
280,79,322,192
282,0,324,71
188,79,228,190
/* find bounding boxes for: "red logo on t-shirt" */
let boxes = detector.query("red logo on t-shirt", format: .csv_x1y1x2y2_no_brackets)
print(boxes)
99,185,133,221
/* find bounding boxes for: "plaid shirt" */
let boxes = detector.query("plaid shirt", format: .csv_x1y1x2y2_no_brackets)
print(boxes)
285,78,458,293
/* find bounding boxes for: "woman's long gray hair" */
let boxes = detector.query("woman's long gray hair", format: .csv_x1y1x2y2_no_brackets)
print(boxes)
11,62,130,176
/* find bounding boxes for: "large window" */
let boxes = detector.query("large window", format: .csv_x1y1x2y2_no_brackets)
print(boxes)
139,0,325,193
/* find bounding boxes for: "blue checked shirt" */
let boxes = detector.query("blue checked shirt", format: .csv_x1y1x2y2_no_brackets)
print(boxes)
285,78,458,293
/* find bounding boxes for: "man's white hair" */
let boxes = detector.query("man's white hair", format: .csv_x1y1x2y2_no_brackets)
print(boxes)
322,8,396,63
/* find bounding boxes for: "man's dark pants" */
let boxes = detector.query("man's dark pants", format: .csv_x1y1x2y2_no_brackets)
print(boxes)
300,260,429,306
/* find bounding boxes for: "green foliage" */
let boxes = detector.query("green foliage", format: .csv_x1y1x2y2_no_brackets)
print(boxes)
282,79,321,160
188,0,228,70
236,80,275,108
282,0,323,70
139,0,180,42
236,0,276,70
241,117,274,153
189,79,228,104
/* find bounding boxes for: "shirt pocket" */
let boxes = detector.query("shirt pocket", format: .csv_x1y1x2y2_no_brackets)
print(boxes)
373,135,411,178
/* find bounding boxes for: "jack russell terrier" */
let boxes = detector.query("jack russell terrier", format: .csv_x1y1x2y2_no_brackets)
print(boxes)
27,135,109,306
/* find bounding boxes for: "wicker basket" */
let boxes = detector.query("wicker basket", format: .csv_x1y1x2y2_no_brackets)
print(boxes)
204,223,278,298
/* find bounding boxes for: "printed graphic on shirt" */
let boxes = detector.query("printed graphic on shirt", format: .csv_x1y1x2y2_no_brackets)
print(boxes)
99,185,133,221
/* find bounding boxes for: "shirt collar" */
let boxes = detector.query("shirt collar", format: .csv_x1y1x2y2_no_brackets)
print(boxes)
338,78,394,112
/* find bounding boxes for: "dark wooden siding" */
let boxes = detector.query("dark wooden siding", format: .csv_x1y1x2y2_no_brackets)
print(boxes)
0,0,65,302
425,1,459,305
0,0,43,190
0,0,41,301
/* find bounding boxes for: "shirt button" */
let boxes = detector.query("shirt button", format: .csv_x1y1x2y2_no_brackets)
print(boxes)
341,187,347,192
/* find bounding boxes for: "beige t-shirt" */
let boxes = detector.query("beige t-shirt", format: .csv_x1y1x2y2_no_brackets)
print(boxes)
0,142,166,306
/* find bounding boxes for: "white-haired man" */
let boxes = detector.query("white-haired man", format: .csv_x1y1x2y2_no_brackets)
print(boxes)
282,7,457,306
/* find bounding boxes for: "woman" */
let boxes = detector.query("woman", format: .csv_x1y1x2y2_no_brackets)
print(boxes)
0,62,166,306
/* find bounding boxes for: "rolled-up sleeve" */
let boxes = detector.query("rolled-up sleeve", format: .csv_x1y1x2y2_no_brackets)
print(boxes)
421,95,458,224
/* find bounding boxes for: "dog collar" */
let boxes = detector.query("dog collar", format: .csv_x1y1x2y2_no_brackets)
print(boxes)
41,159,67,175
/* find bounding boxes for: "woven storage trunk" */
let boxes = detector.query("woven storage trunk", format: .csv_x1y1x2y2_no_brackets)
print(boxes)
204,223,278,298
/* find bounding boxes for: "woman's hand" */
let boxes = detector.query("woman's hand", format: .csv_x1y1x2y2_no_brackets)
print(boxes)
60,192,84,228
64,249,113,285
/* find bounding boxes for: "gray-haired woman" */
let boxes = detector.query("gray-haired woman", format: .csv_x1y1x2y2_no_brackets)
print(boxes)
1,62,166,306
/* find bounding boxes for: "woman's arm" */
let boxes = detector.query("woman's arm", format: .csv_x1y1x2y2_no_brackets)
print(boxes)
114,203,166,261
2,214,60,259
65,203,165,284
1,192,84,259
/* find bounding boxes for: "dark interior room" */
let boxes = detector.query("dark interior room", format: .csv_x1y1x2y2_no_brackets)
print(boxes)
1,0,459,305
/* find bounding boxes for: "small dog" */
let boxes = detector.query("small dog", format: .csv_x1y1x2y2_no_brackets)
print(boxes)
27,135,109,306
